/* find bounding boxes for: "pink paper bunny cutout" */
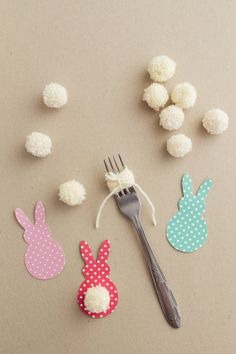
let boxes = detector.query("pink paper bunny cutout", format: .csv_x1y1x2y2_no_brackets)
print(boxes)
15,201,65,280
77,240,119,318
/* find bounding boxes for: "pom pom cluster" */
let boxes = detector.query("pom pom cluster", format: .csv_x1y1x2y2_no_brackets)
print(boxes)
143,55,197,117
143,55,196,158
24,83,88,207
26,82,68,160
142,55,229,158
19,81,90,211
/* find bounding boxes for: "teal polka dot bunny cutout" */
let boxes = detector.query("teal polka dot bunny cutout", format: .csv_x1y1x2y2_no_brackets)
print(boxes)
167,174,212,253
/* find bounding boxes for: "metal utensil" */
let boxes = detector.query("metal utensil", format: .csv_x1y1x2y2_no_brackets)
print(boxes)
104,155,181,328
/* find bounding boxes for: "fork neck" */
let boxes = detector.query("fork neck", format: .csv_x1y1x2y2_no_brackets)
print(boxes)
130,215,151,249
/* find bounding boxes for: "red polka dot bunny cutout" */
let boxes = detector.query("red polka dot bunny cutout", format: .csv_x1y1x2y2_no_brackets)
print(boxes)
78,240,118,318
15,201,65,280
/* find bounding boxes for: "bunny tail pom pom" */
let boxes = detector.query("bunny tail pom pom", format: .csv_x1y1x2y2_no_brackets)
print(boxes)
84,286,110,313
202,109,229,135
43,83,68,108
143,83,169,111
160,105,184,131
167,134,192,158
147,55,176,82
58,180,86,206
25,132,52,158
171,82,197,109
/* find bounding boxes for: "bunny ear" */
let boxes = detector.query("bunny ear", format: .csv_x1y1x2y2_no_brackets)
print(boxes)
182,174,193,197
97,240,110,262
196,178,212,200
15,208,33,230
34,201,45,225
80,241,95,264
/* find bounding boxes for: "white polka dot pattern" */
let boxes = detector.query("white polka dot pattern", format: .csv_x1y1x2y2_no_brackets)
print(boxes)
77,240,118,319
167,174,212,253
15,201,65,280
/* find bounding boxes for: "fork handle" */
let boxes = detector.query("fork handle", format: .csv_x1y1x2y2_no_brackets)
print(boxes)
131,216,181,328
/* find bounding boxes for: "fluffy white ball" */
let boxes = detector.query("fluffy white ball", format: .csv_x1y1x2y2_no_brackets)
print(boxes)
171,82,197,109
59,180,86,206
202,109,229,135
43,83,68,108
143,83,169,111
167,134,192,158
25,132,52,157
159,105,184,131
147,55,176,82
84,286,110,313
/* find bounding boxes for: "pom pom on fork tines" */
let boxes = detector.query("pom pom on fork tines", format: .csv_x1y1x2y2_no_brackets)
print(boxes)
95,155,157,228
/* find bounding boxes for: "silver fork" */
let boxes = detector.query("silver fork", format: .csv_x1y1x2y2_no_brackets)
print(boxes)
104,155,181,328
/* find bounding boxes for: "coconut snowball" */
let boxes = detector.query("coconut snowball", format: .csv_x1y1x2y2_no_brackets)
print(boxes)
143,83,169,111
167,134,192,158
43,83,68,108
171,82,197,109
159,105,184,131
25,132,52,157
202,109,229,135
59,180,86,206
84,286,110,313
147,55,176,82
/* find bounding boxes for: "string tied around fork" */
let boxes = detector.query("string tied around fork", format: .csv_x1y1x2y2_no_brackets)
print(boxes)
96,166,157,228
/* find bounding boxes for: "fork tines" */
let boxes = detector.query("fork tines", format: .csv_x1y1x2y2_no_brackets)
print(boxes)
103,155,134,196
104,154,125,174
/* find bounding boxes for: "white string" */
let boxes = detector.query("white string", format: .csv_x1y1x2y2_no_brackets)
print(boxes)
133,183,157,226
96,166,157,228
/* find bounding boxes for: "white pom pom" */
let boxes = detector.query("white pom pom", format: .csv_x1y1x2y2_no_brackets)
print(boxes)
84,286,110,313
171,82,197,109
143,83,169,111
202,109,229,135
25,132,52,157
167,134,192,158
43,83,68,108
147,55,176,82
159,105,184,131
59,180,86,206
